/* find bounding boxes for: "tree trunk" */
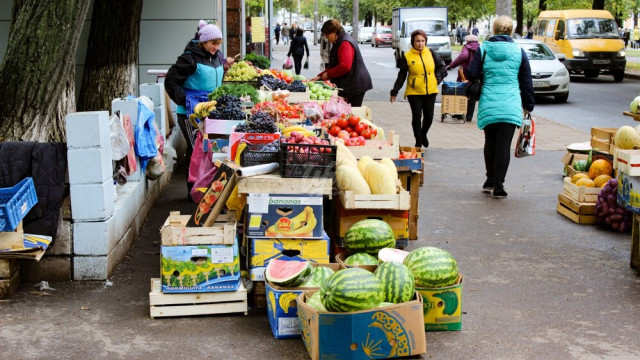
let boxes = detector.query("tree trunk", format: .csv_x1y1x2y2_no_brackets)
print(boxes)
496,0,512,17
539,0,546,11
77,0,143,112
516,0,523,36
352,0,359,42
0,0,91,142
592,0,605,10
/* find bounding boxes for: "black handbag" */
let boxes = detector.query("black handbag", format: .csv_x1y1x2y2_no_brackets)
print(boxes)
466,51,486,101
303,58,309,69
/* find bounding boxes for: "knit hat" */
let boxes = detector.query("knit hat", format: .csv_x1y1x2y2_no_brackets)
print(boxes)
465,34,479,43
198,20,222,42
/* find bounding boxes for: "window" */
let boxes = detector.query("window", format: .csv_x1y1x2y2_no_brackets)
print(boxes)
545,19,557,37
519,43,556,60
537,20,547,37
556,20,565,39
567,18,618,39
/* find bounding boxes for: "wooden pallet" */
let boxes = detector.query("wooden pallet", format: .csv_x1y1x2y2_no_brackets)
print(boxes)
557,193,596,224
149,278,248,318
0,259,20,299
631,213,640,269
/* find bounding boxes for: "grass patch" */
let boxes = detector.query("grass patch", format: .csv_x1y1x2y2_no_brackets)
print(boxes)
626,62,640,71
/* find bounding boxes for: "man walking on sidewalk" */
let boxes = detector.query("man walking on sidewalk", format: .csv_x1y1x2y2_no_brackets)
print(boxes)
282,23,290,45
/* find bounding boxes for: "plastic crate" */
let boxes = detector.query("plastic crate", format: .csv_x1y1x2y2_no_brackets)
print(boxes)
240,143,280,167
279,142,337,178
0,177,38,232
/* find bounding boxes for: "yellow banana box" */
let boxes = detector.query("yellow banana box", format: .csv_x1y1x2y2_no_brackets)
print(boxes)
265,263,341,339
297,291,427,360
416,274,463,331
246,194,324,239
249,233,330,281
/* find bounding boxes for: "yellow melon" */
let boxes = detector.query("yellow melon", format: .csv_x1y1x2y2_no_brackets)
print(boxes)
588,159,613,179
575,178,595,188
593,174,613,188
571,173,590,184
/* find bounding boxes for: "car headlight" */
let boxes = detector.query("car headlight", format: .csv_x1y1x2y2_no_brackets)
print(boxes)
441,43,450,50
555,67,569,77
617,50,626,58
572,48,585,57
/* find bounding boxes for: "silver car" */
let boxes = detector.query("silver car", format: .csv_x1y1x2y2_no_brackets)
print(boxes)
357,27,373,44
514,39,570,103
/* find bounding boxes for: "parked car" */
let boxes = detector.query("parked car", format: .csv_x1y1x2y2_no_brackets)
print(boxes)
514,39,570,103
302,22,313,32
372,26,393,47
357,27,374,43
344,25,353,35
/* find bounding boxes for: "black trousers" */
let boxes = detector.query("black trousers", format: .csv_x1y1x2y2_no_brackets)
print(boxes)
483,122,517,188
292,54,304,75
275,32,280,44
341,92,366,107
177,113,196,196
407,94,436,147
466,97,477,122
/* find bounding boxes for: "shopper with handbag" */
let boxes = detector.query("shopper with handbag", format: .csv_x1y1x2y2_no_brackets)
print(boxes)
464,16,534,199
389,29,447,148
287,28,310,75
447,34,480,122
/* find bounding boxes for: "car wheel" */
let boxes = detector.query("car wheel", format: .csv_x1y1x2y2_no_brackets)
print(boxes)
613,70,625,82
375,43,379,48
554,93,569,103
584,70,599,78
371,42,374,47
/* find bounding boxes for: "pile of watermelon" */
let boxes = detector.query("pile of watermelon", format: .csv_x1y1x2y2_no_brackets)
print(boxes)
265,258,335,288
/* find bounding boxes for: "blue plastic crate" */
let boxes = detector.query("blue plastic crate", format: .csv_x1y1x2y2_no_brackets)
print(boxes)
0,177,38,232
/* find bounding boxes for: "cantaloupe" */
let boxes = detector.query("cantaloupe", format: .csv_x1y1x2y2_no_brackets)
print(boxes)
571,173,590,184
614,126,640,150
593,174,613,188
588,159,613,179
575,178,595,188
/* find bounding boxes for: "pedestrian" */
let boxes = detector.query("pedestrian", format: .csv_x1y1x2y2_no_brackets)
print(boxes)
274,23,281,45
464,15,534,199
319,33,333,70
289,23,297,41
634,26,639,49
623,28,630,49
456,25,462,44
282,23,290,45
526,27,533,39
389,29,447,148
447,34,481,122
310,19,373,107
287,28,310,75
164,20,234,198
472,25,479,36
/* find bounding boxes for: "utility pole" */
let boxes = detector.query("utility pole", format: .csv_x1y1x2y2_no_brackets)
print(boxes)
314,0,318,44
353,0,359,42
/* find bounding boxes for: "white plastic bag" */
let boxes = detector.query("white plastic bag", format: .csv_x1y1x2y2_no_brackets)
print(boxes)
110,113,130,161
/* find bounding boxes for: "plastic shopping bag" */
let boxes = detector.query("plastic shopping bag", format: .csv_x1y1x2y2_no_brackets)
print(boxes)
323,95,352,119
283,56,293,70
110,113,130,161
515,113,535,158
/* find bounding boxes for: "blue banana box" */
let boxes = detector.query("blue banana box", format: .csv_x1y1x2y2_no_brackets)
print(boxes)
245,194,324,239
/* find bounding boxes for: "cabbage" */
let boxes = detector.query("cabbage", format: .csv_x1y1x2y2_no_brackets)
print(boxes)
257,90,266,102
630,95,640,113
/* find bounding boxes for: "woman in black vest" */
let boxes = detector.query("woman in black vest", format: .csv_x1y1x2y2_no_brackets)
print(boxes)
311,19,372,106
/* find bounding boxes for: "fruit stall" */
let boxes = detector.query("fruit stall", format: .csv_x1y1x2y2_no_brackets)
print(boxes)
147,58,461,359
559,100,640,269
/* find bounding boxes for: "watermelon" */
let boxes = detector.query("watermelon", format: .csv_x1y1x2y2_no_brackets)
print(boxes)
378,248,409,263
403,246,458,288
306,292,327,312
265,258,313,287
301,266,335,288
377,302,395,308
343,219,396,254
374,261,415,303
320,268,384,312
344,253,378,266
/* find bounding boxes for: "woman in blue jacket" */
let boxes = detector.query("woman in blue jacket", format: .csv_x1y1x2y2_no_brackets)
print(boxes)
465,16,534,199
165,20,233,197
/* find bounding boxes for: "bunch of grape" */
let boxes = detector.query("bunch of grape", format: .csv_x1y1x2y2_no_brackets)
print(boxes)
287,80,306,92
208,95,246,120
223,61,258,81
235,111,278,133
260,75,288,90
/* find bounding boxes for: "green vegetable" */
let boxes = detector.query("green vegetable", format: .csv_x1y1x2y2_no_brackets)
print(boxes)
208,84,258,103
243,53,270,69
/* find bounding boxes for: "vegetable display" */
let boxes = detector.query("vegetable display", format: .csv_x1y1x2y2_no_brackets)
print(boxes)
208,83,258,103
244,53,270,69
595,178,632,232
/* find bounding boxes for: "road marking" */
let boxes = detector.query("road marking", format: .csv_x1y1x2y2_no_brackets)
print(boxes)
374,62,396,68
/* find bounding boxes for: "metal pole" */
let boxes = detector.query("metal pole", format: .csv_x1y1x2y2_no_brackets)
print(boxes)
314,0,318,44
241,0,246,57
268,0,273,59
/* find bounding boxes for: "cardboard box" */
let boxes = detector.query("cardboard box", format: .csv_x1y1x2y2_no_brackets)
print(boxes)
590,127,618,154
334,253,377,273
441,95,467,115
297,290,427,360
249,233,331,281
265,263,342,339
161,211,236,246
416,274,463,331
188,161,239,227
335,202,409,246
617,171,640,213
246,194,324,238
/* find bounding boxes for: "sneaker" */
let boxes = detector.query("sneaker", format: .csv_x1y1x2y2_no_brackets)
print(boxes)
492,187,508,199
482,180,493,193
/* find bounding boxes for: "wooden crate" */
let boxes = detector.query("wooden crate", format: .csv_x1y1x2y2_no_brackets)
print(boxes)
339,185,410,210
0,259,19,299
562,177,601,203
398,171,420,240
160,211,237,246
397,146,424,187
237,174,333,198
348,134,400,160
441,95,467,115
251,280,267,309
556,193,596,224
149,278,248,318
631,213,640,269
590,127,618,154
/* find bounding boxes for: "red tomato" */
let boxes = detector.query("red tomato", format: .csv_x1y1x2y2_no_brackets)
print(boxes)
338,130,350,141
370,127,377,136
348,115,360,127
350,132,359,138
345,126,354,133
355,122,367,134
336,118,349,129
329,126,342,137
361,128,372,139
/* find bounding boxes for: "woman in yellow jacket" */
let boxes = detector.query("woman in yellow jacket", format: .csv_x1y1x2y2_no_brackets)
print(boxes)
390,29,448,148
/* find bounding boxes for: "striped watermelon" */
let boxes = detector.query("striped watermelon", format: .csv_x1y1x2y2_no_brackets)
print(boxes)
344,253,378,266
343,219,396,254
403,246,458,288
374,261,415,303
301,266,335,288
306,292,327,312
265,259,313,287
320,268,384,312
